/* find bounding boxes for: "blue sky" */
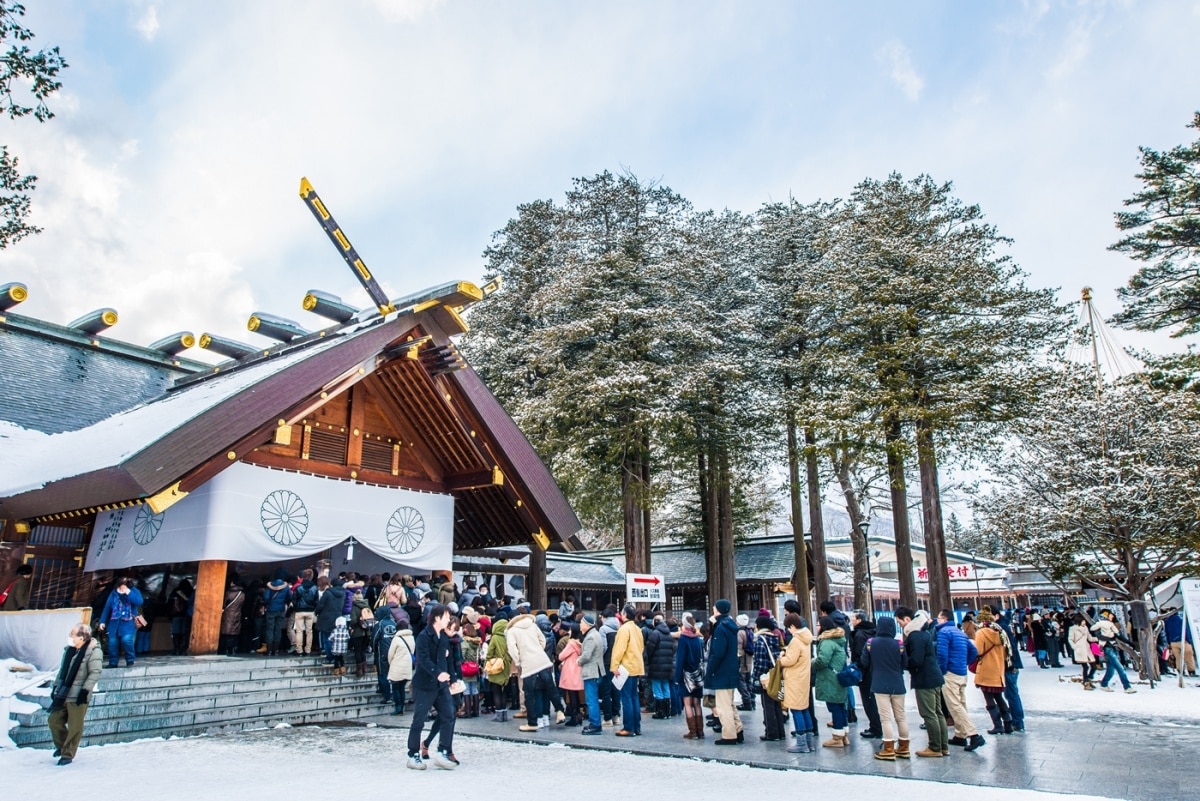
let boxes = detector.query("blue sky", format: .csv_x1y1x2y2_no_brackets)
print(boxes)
3,0,1200,362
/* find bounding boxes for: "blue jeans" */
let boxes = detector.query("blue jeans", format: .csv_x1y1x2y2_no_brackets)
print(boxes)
791,707,813,733
826,701,847,729
619,675,641,733
1101,645,1130,689
107,620,137,665
846,685,856,710
1004,670,1025,729
651,678,670,700
584,677,601,727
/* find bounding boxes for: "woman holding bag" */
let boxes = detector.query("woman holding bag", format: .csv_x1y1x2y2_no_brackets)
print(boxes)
778,613,815,753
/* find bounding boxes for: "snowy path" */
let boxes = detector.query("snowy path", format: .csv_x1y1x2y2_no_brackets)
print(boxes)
2,725,1121,801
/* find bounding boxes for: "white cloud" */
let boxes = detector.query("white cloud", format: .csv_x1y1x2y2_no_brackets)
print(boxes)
369,0,444,23
877,39,924,101
135,5,159,41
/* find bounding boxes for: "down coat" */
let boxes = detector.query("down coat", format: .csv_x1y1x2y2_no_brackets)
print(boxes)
506,614,553,678
811,627,848,703
644,621,678,680
777,626,813,711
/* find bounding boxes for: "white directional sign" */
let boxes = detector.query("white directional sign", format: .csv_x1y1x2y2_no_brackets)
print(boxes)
626,572,667,604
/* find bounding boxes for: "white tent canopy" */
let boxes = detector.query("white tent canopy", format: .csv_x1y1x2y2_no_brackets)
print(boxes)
86,462,454,572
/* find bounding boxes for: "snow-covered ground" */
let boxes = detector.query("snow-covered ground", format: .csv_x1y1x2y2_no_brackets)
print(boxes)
0,724,1122,801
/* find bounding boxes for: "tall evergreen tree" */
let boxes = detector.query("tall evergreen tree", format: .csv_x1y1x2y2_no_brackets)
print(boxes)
1111,112,1200,336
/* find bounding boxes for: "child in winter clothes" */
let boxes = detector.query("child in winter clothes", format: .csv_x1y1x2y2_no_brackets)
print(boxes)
330,617,350,675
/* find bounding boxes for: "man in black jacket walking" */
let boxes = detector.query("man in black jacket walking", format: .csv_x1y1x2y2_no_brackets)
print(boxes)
407,604,457,770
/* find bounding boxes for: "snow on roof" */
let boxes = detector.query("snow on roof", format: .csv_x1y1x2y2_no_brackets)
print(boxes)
0,322,360,498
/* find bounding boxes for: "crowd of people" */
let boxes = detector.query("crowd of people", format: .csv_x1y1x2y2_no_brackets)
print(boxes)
47,564,1196,770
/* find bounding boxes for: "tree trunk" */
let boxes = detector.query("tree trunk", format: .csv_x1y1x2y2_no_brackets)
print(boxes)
915,413,951,613
622,450,649,575
702,443,720,611
717,446,737,607
642,439,653,572
804,427,830,604
527,540,547,610
786,402,812,622
884,415,917,608
834,455,871,611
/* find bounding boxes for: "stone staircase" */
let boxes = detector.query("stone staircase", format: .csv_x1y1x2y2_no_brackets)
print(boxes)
9,654,390,749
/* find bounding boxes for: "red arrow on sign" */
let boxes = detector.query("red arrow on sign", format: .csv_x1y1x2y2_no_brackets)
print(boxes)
633,576,661,586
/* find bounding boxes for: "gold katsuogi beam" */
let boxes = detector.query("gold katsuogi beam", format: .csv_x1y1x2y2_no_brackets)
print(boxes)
298,177,395,316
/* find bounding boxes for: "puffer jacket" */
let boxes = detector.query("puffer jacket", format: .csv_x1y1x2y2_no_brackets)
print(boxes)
315,583,346,634
862,617,907,696
506,614,553,677
387,629,416,681
705,614,741,690
579,626,605,681
644,621,678,680
558,638,583,690
485,619,512,685
811,627,848,703
777,627,813,711
220,588,245,635
903,613,944,690
58,639,103,702
936,620,971,676
1069,623,1096,664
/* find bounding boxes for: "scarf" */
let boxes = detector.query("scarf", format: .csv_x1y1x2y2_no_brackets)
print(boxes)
51,643,88,707
988,621,1014,669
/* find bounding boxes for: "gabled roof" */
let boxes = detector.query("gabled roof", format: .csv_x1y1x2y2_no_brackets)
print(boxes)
0,312,206,435
0,282,582,551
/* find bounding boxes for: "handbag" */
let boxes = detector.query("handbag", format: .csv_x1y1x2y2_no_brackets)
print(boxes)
484,656,506,676
461,660,480,678
683,667,703,693
837,662,862,687
758,645,785,701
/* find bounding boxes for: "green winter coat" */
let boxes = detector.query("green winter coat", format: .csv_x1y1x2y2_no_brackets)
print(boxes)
485,619,511,686
811,627,848,703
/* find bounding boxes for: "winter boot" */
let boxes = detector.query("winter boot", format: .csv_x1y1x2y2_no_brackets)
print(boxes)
805,732,817,752
916,744,943,758
847,708,858,724
987,706,1005,735
355,661,366,678
895,738,910,759
822,730,848,748
874,741,896,761
787,733,808,753
652,699,667,720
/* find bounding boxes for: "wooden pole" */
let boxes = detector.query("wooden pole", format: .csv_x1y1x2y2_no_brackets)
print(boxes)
190,559,227,655
527,541,547,611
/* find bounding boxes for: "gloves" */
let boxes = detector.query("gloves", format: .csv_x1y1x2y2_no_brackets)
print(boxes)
77,690,89,705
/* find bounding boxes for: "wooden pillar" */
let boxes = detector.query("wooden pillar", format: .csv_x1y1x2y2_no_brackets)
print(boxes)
527,542,547,611
190,559,227,655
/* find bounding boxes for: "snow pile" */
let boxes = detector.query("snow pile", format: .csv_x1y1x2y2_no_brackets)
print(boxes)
1,657,50,750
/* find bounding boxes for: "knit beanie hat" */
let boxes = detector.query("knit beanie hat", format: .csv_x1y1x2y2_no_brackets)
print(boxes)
715,599,732,615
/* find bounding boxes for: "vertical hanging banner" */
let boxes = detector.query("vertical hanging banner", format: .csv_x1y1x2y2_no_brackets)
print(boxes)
86,462,454,572
1181,579,1200,666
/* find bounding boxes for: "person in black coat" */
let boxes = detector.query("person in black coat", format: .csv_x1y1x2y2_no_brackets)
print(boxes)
407,604,457,769
645,616,678,719
851,610,882,739
314,577,346,662
898,608,946,758
707,599,744,744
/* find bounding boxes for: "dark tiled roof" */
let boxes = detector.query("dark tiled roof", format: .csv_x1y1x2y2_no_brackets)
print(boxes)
0,314,201,434
595,536,854,587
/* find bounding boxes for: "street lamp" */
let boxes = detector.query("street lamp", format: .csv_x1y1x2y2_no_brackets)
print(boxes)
857,520,877,614
971,552,982,611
